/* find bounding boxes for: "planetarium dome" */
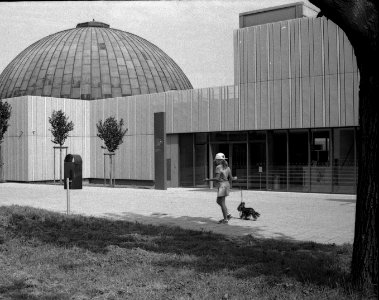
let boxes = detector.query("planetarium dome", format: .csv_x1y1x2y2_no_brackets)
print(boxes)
0,21,193,100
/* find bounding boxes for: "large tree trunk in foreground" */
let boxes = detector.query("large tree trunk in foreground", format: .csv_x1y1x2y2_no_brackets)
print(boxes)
308,0,378,291
0,143,4,182
354,70,379,290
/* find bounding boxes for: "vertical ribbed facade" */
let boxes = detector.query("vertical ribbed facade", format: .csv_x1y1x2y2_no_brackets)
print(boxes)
1,97,29,181
234,17,359,129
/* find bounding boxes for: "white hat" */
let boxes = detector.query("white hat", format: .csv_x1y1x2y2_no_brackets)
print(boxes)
214,153,227,160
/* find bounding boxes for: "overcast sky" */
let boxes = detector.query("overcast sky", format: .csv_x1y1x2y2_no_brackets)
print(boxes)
0,1,319,89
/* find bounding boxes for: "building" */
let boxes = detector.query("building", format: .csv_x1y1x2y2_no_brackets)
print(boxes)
0,2,359,193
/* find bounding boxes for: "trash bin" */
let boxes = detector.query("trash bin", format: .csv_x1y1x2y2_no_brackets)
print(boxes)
64,154,82,189
274,175,280,190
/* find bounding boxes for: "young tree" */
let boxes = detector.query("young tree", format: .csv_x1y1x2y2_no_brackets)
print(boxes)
0,100,12,182
49,110,74,183
309,0,378,291
96,116,128,186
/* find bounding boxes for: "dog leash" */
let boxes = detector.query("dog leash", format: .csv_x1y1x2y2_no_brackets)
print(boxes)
240,186,243,204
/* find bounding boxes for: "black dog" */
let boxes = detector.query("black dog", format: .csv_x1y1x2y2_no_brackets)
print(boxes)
237,202,260,220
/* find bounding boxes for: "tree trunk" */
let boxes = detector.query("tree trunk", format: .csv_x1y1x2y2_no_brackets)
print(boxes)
109,154,113,187
0,143,4,182
59,147,62,184
352,70,379,290
307,0,379,290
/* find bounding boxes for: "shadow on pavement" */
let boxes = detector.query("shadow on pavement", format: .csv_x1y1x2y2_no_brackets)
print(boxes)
103,211,294,241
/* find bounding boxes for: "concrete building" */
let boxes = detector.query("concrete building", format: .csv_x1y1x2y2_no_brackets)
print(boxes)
0,3,359,193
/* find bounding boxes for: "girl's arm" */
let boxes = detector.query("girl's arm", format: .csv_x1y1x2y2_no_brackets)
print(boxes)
204,178,218,182
205,167,221,182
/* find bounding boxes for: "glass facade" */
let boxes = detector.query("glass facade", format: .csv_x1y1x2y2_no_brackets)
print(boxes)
178,127,357,194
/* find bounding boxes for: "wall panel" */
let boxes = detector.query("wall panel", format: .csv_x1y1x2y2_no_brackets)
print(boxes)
233,87,240,130
314,76,324,127
269,79,275,129
246,83,256,129
300,19,310,78
281,21,290,80
213,88,221,131
191,90,199,132
324,75,331,127
273,79,282,128
344,73,355,126
273,22,282,81
290,78,297,128
282,79,291,128
309,77,315,127
247,27,256,83
329,74,339,127
340,74,346,126
312,18,323,77
260,25,269,82
302,77,311,128
327,19,338,75
260,81,269,129
234,17,359,130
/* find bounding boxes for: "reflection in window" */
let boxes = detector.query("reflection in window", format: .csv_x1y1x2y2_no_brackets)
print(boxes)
311,131,329,166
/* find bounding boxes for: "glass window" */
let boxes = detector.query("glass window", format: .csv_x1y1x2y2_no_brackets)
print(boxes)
333,128,356,193
311,130,330,166
210,132,228,142
210,132,246,142
267,131,287,191
195,133,208,144
248,131,266,142
289,131,308,192
195,144,208,186
228,132,247,142
310,130,332,193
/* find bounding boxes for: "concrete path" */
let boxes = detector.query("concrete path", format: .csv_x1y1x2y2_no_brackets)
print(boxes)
0,183,356,245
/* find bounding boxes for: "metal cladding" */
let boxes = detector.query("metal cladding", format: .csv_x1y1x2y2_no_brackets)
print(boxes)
0,21,193,100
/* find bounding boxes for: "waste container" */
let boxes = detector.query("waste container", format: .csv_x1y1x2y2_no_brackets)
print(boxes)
64,154,82,189
274,175,280,190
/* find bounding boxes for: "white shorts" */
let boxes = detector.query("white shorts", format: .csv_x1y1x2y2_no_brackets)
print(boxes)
217,181,230,197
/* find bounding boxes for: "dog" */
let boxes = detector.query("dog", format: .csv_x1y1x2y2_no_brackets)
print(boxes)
237,202,260,220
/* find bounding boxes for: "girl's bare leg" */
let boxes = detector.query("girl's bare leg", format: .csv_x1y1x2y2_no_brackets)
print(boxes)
216,196,228,220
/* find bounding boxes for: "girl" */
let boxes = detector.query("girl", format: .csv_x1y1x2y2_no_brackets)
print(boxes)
205,153,237,224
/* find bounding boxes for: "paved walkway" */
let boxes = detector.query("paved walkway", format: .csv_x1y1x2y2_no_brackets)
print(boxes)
0,183,356,245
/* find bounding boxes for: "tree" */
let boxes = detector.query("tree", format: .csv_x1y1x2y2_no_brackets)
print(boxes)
309,0,378,291
96,116,128,186
0,100,12,182
49,110,74,183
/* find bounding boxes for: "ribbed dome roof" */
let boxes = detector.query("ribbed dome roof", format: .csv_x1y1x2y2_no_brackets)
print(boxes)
0,21,193,100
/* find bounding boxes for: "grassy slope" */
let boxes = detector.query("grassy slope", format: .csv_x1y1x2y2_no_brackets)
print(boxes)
0,205,372,300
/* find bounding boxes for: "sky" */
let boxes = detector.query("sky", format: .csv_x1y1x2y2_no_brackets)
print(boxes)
0,1,319,89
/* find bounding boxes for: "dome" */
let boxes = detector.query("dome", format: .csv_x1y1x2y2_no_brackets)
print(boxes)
0,21,193,100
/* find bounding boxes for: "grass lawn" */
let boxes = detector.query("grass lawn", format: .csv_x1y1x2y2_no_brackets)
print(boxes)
0,205,373,299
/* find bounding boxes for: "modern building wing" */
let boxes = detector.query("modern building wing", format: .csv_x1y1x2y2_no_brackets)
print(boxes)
0,3,359,194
